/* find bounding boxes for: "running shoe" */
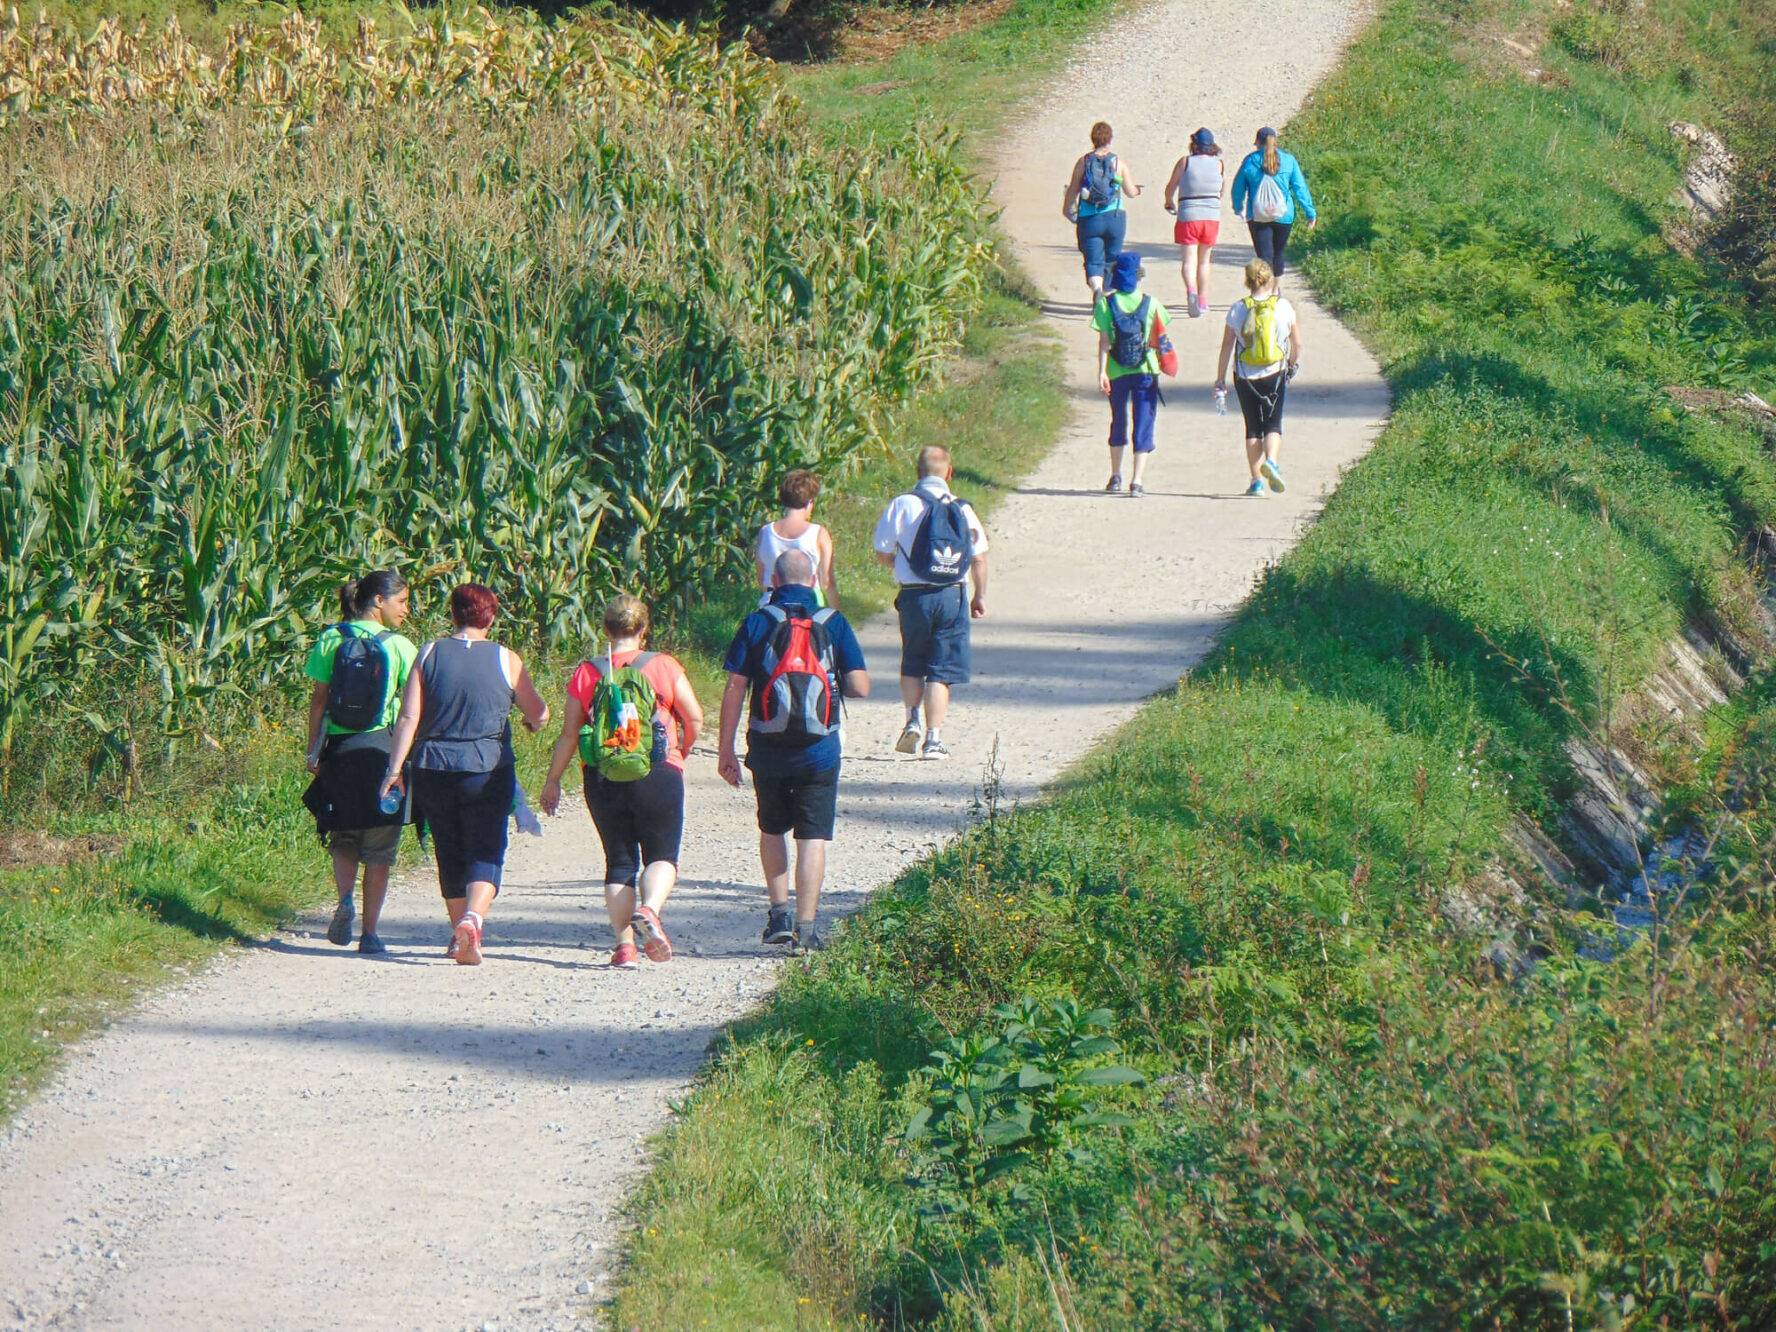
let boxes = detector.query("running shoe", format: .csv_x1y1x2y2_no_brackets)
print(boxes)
895,723,923,755
1129,481,1146,498
791,922,825,956
357,932,387,956
452,915,483,967
763,905,795,946
1259,458,1286,494
326,900,353,947
610,941,641,970
632,905,674,964
1190,295,1205,318
1245,479,1269,497
1104,474,1123,493
922,738,950,760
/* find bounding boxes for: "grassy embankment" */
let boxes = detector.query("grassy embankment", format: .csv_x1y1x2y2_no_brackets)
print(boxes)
612,0,1776,1325
0,0,1086,1115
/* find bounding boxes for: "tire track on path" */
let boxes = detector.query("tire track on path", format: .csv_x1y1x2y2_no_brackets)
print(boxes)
0,2,1385,1326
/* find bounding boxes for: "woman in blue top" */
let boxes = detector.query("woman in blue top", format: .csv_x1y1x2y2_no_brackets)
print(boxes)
1230,127,1316,280
1063,121,1143,300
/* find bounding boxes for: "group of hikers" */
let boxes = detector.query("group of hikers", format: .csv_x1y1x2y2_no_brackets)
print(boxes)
302,447,987,966
1065,122,1313,498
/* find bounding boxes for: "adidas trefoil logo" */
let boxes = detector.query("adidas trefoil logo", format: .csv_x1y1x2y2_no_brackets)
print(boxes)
933,545,961,568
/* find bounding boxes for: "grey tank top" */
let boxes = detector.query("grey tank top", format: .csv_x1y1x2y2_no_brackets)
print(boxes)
1177,155,1223,222
413,637,516,773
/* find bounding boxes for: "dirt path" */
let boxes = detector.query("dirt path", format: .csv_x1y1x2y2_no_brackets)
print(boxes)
0,4,1385,1327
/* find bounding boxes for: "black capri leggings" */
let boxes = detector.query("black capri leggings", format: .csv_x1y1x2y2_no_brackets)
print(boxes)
1235,371,1288,439
413,765,515,899
583,763,685,887
1247,220,1293,278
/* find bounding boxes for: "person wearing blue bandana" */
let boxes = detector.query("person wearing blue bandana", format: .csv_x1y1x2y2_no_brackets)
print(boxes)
1089,252,1172,497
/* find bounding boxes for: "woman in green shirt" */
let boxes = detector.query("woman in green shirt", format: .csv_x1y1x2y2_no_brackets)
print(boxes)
302,570,417,955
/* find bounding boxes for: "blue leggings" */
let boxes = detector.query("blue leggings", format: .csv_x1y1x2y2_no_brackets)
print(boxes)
1109,374,1160,454
1076,210,1127,283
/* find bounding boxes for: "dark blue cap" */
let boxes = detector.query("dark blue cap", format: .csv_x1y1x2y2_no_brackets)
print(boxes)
1111,252,1143,292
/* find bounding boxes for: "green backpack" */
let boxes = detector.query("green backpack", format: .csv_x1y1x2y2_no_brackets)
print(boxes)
1238,294,1289,369
578,652,659,782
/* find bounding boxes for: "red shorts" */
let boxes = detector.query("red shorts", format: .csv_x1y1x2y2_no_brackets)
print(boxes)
1174,218,1220,246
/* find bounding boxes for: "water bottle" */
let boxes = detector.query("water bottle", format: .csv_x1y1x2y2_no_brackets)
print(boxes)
379,789,401,816
1215,387,1227,416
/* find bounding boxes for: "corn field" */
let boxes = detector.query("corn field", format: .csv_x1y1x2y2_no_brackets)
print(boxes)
0,9,992,793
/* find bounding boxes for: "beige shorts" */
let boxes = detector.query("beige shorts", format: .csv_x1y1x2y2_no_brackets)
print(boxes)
325,823,402,868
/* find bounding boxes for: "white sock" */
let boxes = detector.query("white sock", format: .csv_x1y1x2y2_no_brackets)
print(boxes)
925,728,941,743
906,707,921,728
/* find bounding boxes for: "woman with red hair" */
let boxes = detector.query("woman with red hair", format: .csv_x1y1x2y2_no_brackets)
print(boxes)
380,583,550,963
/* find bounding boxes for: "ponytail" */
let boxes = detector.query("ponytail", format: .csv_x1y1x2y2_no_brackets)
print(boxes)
339,568,408,621
1260,133,1280,177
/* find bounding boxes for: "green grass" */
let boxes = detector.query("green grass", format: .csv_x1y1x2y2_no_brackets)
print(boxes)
610,0,1776,1325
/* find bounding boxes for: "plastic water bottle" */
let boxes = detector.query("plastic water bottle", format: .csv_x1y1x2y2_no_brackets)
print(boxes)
1215,387,1228,416
379,789,401,816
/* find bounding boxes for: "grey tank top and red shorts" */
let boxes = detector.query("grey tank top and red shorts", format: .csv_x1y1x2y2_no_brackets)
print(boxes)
411,637,517,898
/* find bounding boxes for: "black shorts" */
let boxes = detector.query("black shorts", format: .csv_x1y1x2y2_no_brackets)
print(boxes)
582,763,685,887
752,765,840,841
1235,371,1287,438
896,583,971,684
412,764,515,900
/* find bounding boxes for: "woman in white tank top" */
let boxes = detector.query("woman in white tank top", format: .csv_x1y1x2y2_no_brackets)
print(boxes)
755,469,838,608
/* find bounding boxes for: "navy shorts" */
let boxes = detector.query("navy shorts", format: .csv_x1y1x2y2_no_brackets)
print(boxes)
896,583,971,685
753,765,840,841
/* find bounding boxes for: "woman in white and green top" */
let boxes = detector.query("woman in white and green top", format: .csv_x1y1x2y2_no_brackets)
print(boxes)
1214,258,1304,497
302,570,417,955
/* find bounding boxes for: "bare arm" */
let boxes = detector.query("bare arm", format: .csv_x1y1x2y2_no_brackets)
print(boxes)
1215,325,1237,388
305,683,329,773
378,663,426,799
540,691,589,816
717,674,749,787
512,660,550,733
1163,158,1186,211
1098,329,1112,395
1287,315,1304,369
1119,159,1142,198
817,527,839,609
970,556,989,619
1061,155,1085,220
674,678,704,754
874,549,896,570
841,670,870,699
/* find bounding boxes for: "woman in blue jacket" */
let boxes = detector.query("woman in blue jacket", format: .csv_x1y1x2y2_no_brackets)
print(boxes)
1230,127,1316,280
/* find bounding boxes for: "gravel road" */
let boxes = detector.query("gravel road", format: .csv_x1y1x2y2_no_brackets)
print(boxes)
0,1,1384,1326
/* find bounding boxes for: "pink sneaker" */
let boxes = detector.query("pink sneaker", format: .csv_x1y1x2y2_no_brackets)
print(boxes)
632,906,674,963
452,914,483,966
610,941,641,970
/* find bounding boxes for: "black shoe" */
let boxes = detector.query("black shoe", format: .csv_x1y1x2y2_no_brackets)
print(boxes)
763,906,795,946
357,932,387,955
792,922,825,955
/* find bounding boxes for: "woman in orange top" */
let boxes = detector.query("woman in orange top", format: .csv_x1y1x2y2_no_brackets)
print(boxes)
541,595,703,970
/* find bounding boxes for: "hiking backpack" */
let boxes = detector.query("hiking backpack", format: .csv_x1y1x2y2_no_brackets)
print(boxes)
1081,153,1120,210
1251,170,1290,223
749,605,840,747
1108,295,1153,371
1238,295,1289,369
579,652,663,782
903,492,976,586
325,624,395,732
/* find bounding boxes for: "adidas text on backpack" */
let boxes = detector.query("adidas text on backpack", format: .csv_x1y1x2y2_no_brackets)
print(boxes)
580,653,662,782
750,605,840,747
326,624,395,733
1108,295,1153,371
902,491,976,586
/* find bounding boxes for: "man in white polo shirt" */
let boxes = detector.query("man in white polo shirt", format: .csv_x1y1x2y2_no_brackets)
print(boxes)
871,446,990,760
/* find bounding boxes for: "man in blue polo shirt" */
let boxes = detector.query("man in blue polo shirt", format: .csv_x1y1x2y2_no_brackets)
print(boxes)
718,549,870,954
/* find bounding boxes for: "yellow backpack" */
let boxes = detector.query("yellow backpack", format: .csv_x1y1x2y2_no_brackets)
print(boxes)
1238,295,1288,368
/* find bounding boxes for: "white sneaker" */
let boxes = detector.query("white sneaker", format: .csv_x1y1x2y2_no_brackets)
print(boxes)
895,724,922,755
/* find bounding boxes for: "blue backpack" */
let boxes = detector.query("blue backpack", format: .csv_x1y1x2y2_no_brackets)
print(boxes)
1081,153,1119,210
903,492,975,586
1108,295,1152,371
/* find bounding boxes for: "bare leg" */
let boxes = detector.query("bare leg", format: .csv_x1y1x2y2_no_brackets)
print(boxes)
464,881,497,922
922,682,951,732
1246,435,1265,481
1180,244,1199,303
1129,450,1150,485
605,881,637,946
639,860,678,915
898,675,925,720
445,896,468,927
1264,430,1283,466
760,832,791,907
793,839,827,924
330,849,359,903
359,865,390,934
1197,246,1215,308
1109,444,1126,482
